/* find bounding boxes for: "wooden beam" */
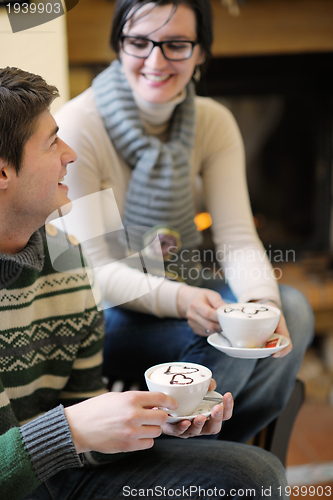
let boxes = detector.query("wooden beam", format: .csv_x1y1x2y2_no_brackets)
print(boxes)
67,0,333,65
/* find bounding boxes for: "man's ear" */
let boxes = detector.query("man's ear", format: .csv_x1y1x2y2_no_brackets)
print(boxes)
0,160,14,190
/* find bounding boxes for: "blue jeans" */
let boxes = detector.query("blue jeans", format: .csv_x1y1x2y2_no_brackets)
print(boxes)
103,284,314,443
24,439,289,500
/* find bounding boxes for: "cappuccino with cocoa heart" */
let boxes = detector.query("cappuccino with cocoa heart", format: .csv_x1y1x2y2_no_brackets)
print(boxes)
149,364,208,386
145,362,212,417
219,304,278,319
217,302,281,348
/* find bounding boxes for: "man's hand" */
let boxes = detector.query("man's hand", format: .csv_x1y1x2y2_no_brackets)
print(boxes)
64,391,178,454
177,285,225,336
162,392,233,438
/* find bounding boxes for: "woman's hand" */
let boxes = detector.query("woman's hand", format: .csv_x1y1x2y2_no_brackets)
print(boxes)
272,311,293,358
161,378,232,439
162,392,233,439
250,300,293,358
177,285,225,336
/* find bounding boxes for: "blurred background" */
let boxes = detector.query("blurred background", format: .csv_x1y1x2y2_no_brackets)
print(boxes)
1,0,333,494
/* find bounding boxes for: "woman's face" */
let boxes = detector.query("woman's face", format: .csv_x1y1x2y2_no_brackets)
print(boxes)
120,3,205,103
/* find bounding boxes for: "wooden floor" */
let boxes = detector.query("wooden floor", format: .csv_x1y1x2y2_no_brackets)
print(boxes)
286,400,333,499
285,344,333,499
287,402,333,465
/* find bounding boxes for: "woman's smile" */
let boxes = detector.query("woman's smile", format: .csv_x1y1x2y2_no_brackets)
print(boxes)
143,73,173,83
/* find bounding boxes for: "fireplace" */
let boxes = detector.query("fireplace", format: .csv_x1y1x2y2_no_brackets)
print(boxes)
196,52,333,258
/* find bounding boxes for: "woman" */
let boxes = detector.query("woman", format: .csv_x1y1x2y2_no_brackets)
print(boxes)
55,0,313,443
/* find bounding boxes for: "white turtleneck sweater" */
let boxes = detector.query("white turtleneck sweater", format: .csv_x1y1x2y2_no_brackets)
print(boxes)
133,87,187,137
54,87,280,317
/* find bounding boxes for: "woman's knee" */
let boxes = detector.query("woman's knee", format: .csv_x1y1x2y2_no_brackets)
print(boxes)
279,284,315,346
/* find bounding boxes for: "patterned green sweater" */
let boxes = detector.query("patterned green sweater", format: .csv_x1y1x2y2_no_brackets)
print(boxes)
0,226,106,500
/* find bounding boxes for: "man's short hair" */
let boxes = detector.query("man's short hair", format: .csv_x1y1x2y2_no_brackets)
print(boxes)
0,67,59,174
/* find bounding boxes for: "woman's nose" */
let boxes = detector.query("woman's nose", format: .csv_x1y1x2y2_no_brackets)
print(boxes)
145,45,169,68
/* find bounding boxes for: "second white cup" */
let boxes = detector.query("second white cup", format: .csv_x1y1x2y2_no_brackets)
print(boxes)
217,303,281,348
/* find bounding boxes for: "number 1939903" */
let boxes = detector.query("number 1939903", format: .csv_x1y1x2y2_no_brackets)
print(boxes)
277,485,331,497
6,3,61,14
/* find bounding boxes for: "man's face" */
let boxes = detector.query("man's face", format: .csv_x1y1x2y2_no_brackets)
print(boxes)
11,110,77,226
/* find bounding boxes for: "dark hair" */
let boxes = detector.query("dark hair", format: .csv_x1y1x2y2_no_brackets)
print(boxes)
0,67,59,175
110,0,213,59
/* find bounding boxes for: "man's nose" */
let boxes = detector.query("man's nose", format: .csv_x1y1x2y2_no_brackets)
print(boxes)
61,139,77,164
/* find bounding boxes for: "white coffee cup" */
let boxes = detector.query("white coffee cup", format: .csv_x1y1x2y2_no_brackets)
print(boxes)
144,361,212,416
217,303,281,348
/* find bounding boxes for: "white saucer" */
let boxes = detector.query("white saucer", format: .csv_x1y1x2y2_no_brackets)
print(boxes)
166,391,223,423
207,333,290,359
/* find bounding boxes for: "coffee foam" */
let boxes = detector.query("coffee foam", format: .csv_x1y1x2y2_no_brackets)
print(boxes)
149,364,208,386
219,305,277,319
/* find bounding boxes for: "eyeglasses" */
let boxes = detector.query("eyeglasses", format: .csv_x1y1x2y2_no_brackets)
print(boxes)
120,36,198,61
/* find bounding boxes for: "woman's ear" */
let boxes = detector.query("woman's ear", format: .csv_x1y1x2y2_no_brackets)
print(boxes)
192,51,206,82
193,66,201,82
196,48,206,67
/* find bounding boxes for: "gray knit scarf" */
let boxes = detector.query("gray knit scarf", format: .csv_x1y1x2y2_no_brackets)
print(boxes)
0,229,44,290
92,60,202,256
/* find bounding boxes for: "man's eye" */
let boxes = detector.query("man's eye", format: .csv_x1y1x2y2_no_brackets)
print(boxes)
51,137,58,146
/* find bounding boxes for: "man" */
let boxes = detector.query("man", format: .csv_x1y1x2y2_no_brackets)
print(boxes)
0,67,288,500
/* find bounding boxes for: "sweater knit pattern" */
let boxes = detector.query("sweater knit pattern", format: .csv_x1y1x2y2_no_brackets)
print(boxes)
0,227,106,500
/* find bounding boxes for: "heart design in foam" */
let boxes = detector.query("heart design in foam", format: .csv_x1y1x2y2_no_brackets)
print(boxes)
170,373,195,385
165,366,199,375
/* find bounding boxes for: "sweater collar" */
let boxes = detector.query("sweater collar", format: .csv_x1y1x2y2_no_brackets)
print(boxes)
0,229,45,290
133,88,187,136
